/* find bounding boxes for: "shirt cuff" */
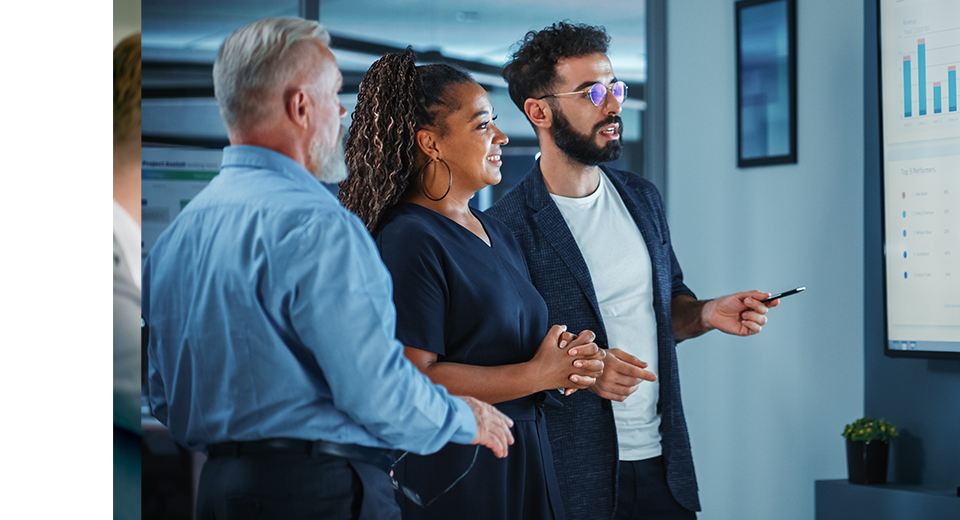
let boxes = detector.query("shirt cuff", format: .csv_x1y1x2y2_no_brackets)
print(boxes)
448,396,478,445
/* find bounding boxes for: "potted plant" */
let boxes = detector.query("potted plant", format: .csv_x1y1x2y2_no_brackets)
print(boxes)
842,417,898,485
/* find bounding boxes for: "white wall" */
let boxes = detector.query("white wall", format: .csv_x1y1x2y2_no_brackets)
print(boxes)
665,1,865,519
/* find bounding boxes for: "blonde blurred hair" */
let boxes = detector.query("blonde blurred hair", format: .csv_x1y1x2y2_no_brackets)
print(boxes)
113,33,141,149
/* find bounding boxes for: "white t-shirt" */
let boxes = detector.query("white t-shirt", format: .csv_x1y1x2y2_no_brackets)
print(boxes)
550,170,662,461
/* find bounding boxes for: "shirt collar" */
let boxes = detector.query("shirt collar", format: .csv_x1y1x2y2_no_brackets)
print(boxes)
527,158,614,211
220,145,319,185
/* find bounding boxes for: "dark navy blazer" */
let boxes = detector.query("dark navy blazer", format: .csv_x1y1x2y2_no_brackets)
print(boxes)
487,163,701,519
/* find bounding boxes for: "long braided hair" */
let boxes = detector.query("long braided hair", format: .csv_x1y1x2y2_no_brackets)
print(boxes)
338,48,473,233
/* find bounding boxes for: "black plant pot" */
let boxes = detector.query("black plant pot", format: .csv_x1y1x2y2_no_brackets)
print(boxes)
846,439,889,484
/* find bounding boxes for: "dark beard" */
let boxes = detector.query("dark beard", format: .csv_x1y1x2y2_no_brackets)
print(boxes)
552,109,623,166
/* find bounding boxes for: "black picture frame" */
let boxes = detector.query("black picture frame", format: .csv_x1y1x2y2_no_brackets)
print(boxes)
735,0,797,167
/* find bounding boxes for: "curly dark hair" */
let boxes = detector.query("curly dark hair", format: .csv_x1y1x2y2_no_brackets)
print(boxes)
338,48,473,233
502,21,610,115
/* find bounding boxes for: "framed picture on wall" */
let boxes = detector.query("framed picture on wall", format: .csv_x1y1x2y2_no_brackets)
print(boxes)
735,0,797,167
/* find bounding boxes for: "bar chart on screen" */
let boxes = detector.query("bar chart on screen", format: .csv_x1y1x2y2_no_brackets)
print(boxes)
880,0,960,355
884,0,960,142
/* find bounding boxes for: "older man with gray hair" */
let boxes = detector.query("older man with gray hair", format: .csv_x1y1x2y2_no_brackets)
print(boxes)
143,17,515,520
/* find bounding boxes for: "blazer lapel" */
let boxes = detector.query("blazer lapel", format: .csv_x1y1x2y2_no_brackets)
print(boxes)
526,164,605,326
605,168,674,383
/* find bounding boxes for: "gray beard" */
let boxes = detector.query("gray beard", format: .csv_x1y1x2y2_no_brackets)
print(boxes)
309,127,348,183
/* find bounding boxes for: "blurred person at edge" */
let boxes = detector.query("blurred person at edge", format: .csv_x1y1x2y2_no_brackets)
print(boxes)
142,17,515,520
113,31,142,520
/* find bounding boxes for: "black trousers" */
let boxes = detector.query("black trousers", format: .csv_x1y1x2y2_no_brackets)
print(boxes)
196,450,400,520
615,457,697,520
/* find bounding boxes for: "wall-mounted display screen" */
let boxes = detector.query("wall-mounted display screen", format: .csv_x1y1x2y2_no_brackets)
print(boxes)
879,0,960,358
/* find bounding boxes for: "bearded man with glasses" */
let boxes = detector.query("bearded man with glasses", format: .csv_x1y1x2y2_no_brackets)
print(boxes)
488,22,779,520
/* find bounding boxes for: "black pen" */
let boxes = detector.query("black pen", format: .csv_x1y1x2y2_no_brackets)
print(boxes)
761,287,805,303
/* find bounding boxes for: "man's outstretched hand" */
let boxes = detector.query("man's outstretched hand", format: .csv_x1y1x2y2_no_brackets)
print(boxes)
703,290,779,336
460,395,514,458
673,291,779,341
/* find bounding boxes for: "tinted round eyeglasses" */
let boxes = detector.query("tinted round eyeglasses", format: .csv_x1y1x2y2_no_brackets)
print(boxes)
538,81,628,107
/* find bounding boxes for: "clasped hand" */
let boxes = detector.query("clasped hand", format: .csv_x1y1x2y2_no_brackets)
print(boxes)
531,325,604,397
588,348,657,402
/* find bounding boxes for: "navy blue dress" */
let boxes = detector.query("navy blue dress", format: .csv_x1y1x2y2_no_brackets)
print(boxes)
375,202,565,520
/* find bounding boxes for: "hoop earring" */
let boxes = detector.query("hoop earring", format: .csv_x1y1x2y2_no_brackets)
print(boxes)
419,158,452,201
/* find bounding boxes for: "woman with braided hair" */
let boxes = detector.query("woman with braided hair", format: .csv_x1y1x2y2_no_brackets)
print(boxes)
338,49,605,520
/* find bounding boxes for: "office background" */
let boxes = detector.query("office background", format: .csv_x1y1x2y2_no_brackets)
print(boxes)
135,1,959,519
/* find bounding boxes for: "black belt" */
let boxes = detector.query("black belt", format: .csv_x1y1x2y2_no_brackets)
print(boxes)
207,438,393,472
494,391,564,420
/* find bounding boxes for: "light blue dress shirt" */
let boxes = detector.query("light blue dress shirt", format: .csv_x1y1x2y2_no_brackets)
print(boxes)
143,145,476,453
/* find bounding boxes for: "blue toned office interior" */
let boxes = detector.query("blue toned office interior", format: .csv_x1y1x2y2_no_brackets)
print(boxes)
136,1,960,519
